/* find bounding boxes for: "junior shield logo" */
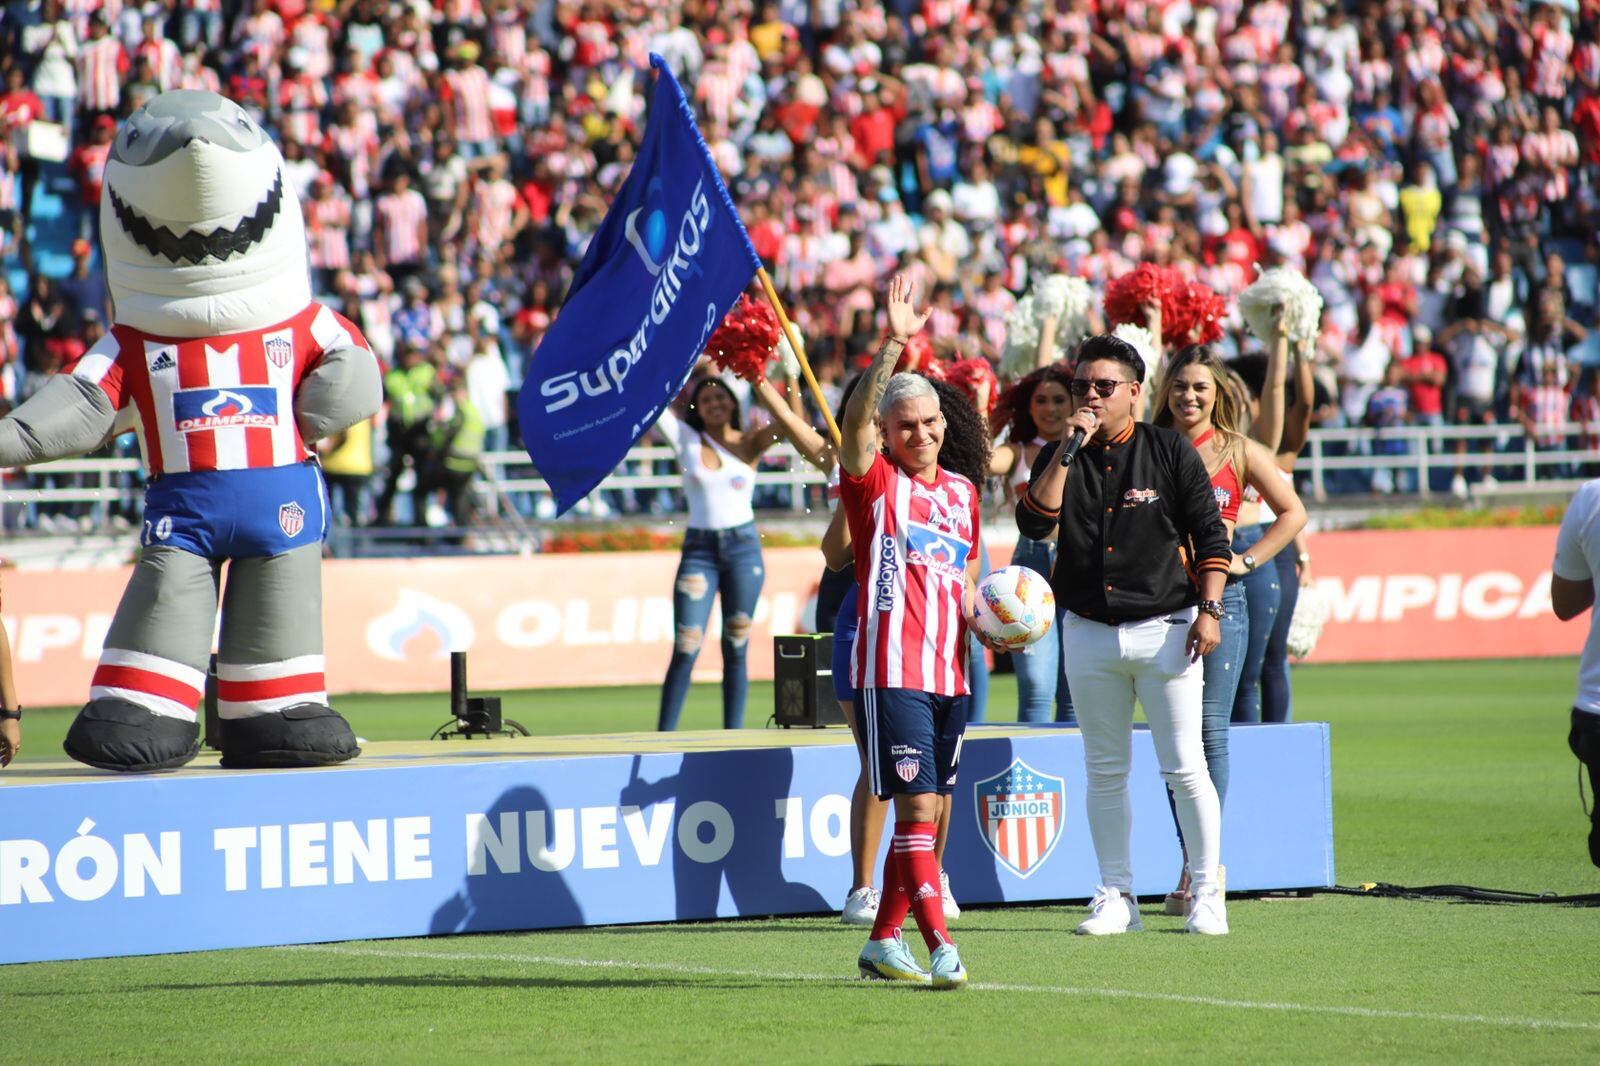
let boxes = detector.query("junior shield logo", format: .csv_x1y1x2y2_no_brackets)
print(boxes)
973,758,1065,879
265,334,294,369
278,501,305,538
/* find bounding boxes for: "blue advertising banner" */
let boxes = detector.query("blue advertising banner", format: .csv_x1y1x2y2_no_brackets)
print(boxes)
0,725,1332,965
516,54,761,514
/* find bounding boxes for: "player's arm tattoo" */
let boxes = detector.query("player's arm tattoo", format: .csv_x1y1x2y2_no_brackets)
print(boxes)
840,335,904,476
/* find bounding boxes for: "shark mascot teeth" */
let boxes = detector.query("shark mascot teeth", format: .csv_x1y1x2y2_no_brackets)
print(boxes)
0,92,382,771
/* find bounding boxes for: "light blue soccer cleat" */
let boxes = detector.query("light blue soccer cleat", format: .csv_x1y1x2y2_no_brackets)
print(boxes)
929,941,968,990
857,930,931,984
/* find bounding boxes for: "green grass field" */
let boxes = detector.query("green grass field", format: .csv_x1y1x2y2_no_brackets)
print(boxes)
3,660,1597,1064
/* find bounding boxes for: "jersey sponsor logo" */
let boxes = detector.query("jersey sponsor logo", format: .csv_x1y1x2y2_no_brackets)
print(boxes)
895,756,920,783
278,501,306,538
973,758,1065,879
1123,487,1160,507
890,744,921,756
874,533,899,612
905,521,970,580
264,334,294,369
172,386,281,432
149,351,177,373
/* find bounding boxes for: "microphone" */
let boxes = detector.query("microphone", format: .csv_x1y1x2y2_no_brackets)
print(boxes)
1057,413,1097,468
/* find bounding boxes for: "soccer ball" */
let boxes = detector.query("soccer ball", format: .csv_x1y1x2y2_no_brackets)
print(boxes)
972,566,1055,651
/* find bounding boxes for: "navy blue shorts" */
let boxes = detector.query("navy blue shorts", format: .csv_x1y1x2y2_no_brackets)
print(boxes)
831,581,859,705
141,462,328,559
861,687,969,798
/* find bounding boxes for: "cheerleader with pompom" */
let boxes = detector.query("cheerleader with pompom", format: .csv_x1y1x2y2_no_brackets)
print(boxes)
655,299,832,733
989,362,1078,724
1229,286,1320,728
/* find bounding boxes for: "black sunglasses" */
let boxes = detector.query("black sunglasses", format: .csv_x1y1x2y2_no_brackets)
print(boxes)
1069,378,1131,398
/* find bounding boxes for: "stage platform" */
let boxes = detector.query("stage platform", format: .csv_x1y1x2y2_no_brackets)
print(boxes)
0,723,1333,965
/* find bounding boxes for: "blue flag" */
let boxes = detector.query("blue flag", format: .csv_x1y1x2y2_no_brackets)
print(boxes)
517,54,762,515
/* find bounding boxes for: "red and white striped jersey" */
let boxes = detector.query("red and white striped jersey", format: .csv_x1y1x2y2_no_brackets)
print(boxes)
489,13,526,67
470,176,520,253
306,191,353,271
375,187,429,265
278,75,328,146
68,303,370,476
77,36,128,112
443,65,494,144
842,452,980,697
135,35,182,90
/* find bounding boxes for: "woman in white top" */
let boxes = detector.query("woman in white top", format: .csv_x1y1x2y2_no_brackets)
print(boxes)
989,363,1077,723
655,373,822,731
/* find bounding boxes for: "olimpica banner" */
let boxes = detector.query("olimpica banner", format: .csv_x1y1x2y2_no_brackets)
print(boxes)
517,54,761,514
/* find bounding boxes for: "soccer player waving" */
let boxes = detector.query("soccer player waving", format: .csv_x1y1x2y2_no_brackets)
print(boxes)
1016,335,1234,935
840,275,994,988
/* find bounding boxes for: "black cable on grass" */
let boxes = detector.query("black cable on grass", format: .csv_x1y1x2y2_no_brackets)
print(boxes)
1299,883,1600,906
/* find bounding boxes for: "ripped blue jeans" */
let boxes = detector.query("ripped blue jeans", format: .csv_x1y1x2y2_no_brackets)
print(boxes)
658,523,765,731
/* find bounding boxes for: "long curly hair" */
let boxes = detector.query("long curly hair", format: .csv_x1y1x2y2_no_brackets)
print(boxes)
991,364,1075,443
1152,344,1249,483
928,377,992,487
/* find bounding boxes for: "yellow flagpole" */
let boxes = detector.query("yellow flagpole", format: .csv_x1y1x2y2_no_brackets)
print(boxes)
756,267,841,447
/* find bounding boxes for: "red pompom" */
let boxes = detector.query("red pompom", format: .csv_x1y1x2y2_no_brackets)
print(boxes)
1167,281,1228,346
706,294,782,382
1104,263,1178,331
1106,266,1228,347
945,357,999,414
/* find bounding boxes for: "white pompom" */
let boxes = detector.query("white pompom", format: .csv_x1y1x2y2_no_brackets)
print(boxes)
776,321,804,380
1034,274,1092,348
1112,323,1158,379
1285,582,1329,659
1238,267,1323,344
1001,294,1041,379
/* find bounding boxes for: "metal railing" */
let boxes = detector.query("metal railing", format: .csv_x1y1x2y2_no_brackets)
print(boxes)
1300,422,1597,502
3,424,1594,541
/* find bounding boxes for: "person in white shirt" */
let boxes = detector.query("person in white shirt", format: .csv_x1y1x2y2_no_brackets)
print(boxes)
1551,479,1600,868
463,330,510,454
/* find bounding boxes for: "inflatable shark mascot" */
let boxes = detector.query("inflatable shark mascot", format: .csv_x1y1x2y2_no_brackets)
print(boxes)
0,92,382,771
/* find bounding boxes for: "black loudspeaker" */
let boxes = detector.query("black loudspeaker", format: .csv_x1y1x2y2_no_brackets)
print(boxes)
773,634,843,728
203,653,220,751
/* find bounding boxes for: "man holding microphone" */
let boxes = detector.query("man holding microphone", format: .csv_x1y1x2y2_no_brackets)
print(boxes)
1015,335,1234,935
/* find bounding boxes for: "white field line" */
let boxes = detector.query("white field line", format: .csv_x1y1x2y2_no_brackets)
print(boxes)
282,943,1600,1034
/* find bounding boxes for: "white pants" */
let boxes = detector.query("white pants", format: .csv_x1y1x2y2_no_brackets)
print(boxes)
1061,607,1221,894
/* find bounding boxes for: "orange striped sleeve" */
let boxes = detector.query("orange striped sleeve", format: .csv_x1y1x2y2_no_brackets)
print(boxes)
1018,487,1059,519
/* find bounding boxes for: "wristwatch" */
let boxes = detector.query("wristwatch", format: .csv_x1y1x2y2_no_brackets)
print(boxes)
1197,600,1225,620
0,706,20,721
1297,552,1312,566
1242,554,1258,572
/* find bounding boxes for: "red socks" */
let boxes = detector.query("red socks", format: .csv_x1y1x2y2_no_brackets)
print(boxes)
869,821,951,952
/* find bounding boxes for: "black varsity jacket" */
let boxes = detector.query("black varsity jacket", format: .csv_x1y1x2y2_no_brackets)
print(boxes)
1014,420,1232,625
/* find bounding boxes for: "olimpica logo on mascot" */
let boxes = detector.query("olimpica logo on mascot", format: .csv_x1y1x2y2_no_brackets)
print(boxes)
516,54,763,516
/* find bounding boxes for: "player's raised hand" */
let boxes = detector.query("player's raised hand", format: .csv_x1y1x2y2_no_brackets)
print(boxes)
885,274,932,342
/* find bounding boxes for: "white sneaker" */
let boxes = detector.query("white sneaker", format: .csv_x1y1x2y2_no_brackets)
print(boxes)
1450,474,1469,499
840,886,881,926
940,867,961,920
1075,885,1143,935
1186,885,1229,935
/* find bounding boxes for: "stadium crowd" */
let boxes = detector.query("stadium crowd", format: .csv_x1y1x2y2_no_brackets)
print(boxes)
2,0,1599,531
